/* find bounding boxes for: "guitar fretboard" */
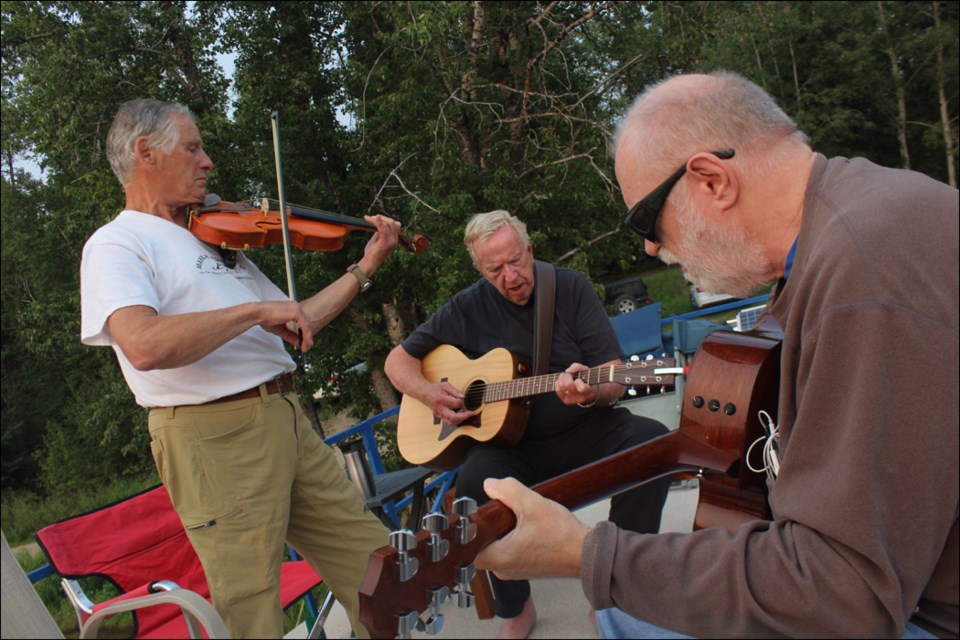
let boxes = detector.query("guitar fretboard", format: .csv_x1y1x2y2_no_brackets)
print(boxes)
482,361,675,403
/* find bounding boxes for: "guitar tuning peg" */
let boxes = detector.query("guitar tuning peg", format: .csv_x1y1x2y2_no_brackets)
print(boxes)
629,354,640,362
422,512,450,562
389,530,420,582
396,610,423,639
452,497,478,545
644,354,654,361
389,529,417,551
423,585,449,634
455,564,476,608
422,512,448,533
627,386,637,397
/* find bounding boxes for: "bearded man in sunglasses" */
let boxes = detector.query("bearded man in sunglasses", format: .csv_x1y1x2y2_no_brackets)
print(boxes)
474,71,958,639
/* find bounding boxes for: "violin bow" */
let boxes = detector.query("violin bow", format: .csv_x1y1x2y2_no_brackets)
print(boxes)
270,111,310,371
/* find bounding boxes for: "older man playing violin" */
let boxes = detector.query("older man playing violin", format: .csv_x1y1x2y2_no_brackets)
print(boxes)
80,98,400,639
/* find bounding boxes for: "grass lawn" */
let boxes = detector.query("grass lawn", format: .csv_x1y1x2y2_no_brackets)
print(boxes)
636,265,771,325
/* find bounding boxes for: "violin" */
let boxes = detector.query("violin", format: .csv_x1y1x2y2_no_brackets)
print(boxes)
188,194,428,255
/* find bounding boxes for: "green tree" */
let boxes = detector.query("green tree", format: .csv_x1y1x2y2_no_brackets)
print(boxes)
2,0,227,493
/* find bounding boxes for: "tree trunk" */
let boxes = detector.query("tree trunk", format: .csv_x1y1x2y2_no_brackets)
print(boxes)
382,300,408,347
370,367,400,411
876,1,911,170
160,1,211,116
933,1,957,187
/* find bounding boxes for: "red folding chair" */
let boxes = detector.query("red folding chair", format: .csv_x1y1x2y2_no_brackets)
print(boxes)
35,484,333,639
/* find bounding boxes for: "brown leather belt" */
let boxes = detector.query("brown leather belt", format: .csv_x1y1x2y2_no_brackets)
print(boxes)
208,373,296,405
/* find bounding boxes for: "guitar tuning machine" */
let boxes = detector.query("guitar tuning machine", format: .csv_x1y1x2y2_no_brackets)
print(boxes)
396,610,421,639
423,585,449,635
422,512,450,562
389,529,420,583
455,563,476,608
452,497,478,545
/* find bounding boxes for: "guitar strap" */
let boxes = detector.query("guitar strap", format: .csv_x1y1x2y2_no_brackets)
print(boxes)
533,260,556,375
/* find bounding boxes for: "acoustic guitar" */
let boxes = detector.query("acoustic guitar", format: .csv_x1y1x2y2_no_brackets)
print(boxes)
361,325,782,638
397,344,680,470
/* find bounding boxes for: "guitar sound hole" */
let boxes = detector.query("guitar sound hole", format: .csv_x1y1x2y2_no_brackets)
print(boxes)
463,380,485,412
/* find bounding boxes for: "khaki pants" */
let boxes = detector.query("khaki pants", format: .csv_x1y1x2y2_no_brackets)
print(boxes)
149,386,388,638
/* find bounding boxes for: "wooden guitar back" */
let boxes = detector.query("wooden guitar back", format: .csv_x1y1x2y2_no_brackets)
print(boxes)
681,325,782,531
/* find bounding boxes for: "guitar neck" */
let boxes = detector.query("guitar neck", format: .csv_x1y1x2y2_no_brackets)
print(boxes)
483,359,678,403
477,429,735,530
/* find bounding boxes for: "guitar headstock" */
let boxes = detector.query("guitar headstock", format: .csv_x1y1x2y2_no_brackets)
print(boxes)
612,356,680,389
360,498,514,639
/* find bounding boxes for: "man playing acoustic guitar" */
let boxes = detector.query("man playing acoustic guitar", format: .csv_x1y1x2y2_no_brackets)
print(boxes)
384,210,671,639
474,71,959,638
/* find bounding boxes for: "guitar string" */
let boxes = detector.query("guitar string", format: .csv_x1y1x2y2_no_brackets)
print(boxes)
459,362,671,405
462,369,598,404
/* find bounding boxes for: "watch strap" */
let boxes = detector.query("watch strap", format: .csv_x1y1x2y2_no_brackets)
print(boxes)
347,263,371,291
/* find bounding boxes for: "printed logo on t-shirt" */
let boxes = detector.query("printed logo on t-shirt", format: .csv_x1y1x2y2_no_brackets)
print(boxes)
195,254,252,279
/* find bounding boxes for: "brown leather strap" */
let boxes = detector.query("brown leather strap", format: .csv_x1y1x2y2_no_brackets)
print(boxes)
534,261,556,375
205,372,296,405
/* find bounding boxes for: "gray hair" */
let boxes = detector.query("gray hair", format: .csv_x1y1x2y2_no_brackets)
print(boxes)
464,210,530,267
613,70,808,177
106,99,194,185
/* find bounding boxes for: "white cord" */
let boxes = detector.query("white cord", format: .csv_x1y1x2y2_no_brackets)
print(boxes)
746,409,781,481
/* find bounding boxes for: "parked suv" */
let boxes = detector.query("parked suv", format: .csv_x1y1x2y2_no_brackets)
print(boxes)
603,275,652,315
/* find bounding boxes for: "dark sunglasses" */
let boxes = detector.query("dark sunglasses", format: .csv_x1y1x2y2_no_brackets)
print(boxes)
623,148,736,243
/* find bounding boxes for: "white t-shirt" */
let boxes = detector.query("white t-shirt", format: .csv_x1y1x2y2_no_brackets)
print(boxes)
81,210,296,407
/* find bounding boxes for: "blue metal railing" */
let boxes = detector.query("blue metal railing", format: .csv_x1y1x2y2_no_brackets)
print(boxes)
659,293,770,326
322,405,459,519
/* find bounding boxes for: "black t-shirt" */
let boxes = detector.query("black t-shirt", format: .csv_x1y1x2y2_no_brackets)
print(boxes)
401,266,625,440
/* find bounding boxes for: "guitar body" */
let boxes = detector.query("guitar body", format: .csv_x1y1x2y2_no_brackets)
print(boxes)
681,322,782,530
397,345,531,470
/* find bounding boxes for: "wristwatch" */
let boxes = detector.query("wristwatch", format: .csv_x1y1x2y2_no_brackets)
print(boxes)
347,263,372,292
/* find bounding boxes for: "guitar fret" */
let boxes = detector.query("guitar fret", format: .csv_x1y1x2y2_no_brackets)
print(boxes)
481,360,678,404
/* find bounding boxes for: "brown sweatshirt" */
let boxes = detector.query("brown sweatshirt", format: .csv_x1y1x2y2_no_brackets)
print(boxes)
581,154,959,638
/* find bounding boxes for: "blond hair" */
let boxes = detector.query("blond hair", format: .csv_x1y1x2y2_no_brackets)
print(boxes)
463,210,530,267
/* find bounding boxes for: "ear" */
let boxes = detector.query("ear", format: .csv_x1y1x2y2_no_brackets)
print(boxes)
134,136,155,167
685,152,738,211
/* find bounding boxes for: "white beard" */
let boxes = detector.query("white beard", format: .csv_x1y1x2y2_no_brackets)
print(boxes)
659,185,771,298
